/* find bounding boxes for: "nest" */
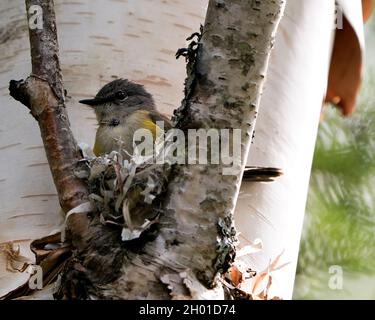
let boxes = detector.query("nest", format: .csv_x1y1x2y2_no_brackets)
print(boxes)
75,144,171,241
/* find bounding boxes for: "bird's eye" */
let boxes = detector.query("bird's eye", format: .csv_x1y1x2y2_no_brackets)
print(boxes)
115,91,128,100
109,118,120,127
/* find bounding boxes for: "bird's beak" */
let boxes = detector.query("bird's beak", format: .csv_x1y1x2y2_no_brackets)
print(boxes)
79,97,110,106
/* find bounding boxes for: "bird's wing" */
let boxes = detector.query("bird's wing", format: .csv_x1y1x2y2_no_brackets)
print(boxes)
148,110,173,131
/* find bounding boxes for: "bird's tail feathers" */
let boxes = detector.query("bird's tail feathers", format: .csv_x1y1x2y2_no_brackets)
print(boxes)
242,166,283,182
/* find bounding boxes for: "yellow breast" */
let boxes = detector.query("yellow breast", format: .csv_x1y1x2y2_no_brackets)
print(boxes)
93,110,162,157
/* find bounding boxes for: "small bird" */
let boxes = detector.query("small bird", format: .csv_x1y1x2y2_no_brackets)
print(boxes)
79,79,282,182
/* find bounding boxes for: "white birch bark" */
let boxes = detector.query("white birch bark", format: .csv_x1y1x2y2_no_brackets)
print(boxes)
0,0,206,298
1,0,287,299
94,0,286,300
1,0,364,300
234,0,365,299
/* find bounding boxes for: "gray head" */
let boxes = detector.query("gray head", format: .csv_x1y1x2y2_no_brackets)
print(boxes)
79,79,155,122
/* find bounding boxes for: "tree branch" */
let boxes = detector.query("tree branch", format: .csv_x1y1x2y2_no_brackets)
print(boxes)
9,0,88,214
8,0,91,255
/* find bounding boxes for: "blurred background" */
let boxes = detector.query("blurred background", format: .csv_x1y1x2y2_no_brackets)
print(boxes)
294,14,375,299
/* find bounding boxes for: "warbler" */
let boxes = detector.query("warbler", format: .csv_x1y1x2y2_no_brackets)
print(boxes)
79,78,282,182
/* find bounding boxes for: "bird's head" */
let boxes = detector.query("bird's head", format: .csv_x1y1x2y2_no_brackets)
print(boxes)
79,78,155,122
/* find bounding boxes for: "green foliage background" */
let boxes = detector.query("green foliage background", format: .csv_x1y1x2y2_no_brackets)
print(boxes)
294,15,375,299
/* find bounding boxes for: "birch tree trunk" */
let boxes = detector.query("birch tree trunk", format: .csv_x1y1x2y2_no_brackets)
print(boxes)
0,0,206,298
94,0,286,300
1,0,286,299
235,0,366,299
